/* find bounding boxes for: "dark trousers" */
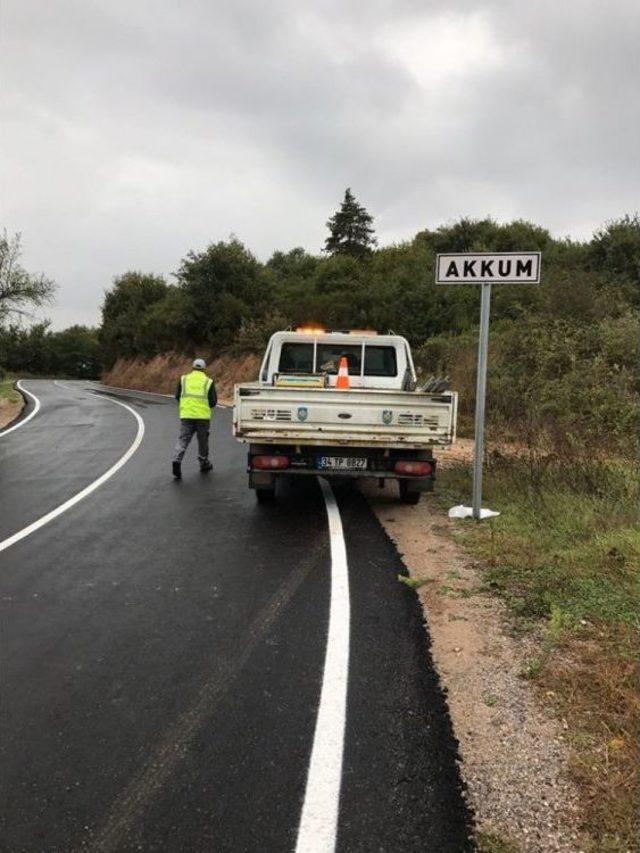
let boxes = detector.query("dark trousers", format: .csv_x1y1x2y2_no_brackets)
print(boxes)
172,419,211,464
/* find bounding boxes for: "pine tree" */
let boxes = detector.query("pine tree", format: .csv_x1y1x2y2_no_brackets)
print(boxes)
324,188,377,258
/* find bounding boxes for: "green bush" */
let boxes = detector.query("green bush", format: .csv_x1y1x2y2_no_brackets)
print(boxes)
415,311,639,452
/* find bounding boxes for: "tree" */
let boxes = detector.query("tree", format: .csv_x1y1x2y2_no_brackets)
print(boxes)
589,214,640,306
100,271,168,366
48,325,101,378
324,188,377,258
175,239,269,348
0,231,56,322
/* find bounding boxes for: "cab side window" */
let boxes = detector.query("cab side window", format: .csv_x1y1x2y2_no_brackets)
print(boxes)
278,343,314,373
363,346,397,377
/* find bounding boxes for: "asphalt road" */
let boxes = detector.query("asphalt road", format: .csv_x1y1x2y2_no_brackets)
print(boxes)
0,380,472,852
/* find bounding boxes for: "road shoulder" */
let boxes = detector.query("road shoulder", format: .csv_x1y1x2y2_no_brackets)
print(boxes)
362,481,585,853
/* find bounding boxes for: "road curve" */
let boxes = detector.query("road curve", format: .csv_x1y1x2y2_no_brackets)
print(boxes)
0,380,472,851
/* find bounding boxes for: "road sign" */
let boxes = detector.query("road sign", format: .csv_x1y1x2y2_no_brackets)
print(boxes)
435,251,542,520
436,252,541,285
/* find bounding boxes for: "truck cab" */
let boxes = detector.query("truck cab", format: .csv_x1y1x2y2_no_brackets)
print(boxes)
233,329,457,504
259,330,416,391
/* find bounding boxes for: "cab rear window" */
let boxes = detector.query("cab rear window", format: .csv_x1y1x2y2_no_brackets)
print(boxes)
316,344,362,375
364,346,397,377
278,342,314,373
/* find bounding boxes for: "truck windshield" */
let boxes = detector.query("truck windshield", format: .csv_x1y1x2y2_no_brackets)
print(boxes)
279,342,314,373
363,345,397,377
316,344,362,375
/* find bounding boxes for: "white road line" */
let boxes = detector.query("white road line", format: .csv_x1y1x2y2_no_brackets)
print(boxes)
0,380,41,437
0,392,145,554
295,477,351,853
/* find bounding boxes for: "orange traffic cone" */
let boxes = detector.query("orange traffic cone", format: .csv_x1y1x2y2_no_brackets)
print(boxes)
336,356,350,389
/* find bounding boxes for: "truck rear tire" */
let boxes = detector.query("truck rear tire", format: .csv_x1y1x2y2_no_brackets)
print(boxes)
399,480,421,504
256,487,276,503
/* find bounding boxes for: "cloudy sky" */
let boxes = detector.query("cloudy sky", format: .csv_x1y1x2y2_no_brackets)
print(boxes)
1,0,638,328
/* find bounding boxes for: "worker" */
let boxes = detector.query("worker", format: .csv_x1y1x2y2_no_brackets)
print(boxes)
172,358,217,479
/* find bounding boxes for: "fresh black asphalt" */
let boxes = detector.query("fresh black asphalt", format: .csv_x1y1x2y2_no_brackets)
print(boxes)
0,381,473,851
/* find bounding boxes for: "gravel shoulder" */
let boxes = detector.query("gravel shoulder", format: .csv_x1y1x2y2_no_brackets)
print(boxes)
362,471,586,852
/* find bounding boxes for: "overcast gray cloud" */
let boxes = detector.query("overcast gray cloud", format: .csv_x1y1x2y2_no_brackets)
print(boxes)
1,0,638,328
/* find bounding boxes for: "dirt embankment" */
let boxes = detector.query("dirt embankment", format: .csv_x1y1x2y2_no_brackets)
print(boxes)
102,352,261,403
0,381,25,429
0,398,23,429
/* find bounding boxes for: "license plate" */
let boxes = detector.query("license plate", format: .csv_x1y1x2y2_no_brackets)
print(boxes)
317,456,367,471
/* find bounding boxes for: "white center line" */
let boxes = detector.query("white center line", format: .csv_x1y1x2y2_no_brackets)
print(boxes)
295,477,351,853
0,380,41,437
0,386,145,554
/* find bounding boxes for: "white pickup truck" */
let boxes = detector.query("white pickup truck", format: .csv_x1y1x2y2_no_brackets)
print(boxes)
233,330,458,503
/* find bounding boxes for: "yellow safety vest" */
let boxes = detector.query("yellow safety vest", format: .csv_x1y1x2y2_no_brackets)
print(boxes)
179,370,213,420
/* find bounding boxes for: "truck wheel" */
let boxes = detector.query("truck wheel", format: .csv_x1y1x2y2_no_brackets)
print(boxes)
399,481,421,505
256,487,276,503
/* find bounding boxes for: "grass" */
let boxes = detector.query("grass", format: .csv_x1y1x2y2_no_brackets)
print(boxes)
476,831,520,853
438,451,639,851
0,376,21,405
482,692,499,707
397,574,433,590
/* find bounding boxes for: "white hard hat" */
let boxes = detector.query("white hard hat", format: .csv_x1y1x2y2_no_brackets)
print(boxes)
193,358,206,369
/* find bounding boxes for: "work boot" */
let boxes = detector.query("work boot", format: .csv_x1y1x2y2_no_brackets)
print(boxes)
172,461,182,479
200,460,213,473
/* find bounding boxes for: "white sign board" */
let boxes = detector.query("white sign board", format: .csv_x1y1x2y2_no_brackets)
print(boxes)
436,252,541,284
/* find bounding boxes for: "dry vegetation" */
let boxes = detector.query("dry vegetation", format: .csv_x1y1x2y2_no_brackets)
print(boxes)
102,352,260,403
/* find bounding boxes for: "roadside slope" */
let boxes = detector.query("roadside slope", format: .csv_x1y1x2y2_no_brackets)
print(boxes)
102,352,260,403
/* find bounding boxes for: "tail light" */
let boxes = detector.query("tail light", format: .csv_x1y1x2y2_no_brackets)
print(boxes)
394,460,433,476
251,455,290,470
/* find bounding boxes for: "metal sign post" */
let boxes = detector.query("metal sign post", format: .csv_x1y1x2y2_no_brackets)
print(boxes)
435,252,541,521
472,281,491,520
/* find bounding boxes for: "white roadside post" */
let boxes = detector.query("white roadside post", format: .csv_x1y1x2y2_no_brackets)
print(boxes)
435,251,542,521
472,281,491,520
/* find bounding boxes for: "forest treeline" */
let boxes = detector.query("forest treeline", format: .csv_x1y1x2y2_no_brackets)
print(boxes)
100,216,640,361
0,322,100,378
100,215,639,449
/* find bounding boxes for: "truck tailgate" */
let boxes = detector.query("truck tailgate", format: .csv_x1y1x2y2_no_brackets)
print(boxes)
233,385,457,448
